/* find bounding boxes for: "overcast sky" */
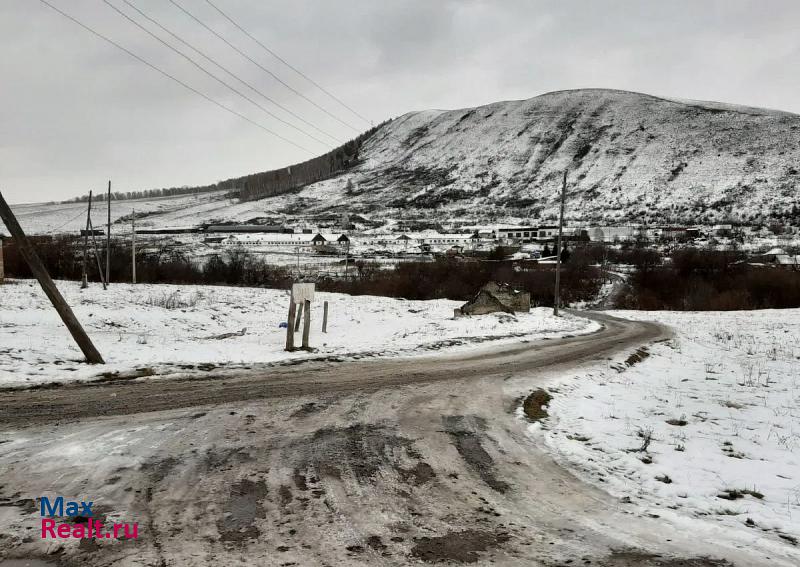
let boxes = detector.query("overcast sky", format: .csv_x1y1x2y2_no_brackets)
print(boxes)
2,0,799,204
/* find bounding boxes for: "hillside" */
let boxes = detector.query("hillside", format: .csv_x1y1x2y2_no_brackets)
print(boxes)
5,89,800,233
299,88,799,225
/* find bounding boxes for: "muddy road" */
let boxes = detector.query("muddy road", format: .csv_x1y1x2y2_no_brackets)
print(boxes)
0,313,789,566
0,312,654,426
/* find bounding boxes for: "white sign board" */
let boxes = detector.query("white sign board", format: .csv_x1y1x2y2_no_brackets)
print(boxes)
292,283,315,303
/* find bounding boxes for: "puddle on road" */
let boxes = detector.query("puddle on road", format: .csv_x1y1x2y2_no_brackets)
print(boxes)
217,479,268,543
411,529,511,563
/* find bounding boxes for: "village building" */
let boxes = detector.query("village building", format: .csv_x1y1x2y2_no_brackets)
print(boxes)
750,248,800,269
585,226,638,242
221,232,349,250
204,224,290,234
392,231,485,253
497,226,559,243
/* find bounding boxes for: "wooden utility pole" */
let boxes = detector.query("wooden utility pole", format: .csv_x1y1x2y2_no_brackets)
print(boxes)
106,180,111,285
301,299,311,349
343,240,350,279
81,191,92,289
0,192,104,364
322,300,328,333
131,209,136,284
285,296,296,351
0,237,4,284
553,170,567,316
88,217,107,289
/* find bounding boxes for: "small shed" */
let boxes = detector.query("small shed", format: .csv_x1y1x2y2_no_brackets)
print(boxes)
457,282,531,316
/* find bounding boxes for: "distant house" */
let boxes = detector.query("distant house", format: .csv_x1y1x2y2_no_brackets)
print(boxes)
457,282,531,316
497,226,558,243
395,232,480,252
586,226,637,243
222,232,349,249
659,227,690,241
713,224,733,237
750,248,800,269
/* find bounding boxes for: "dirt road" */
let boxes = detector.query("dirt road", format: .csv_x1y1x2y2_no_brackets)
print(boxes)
0,312,655,426
0,313,788,566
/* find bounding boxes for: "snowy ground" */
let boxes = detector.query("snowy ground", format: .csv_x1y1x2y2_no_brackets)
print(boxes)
537,309,800,553
0,279,596,388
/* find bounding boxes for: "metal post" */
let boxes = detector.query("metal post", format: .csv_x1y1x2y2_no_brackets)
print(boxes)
81,191,92,289
106,180,111,285
0,191,104,364
553,170,567,316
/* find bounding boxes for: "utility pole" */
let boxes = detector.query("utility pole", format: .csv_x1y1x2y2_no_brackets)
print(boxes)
0,191,104,364
344,240,350,279
88,216,107,290
553,170,567,316
106,180,111,285
131,209,136,284
81,191,92,289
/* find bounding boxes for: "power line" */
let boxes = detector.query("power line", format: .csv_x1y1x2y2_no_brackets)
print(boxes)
102,0,331,149
204,0,372,127
167,0,362,134
118,0,342,145
44,207,87,234
37,0,313,154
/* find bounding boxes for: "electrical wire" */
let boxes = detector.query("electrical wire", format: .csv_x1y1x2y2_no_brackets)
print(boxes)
37,0,314,153
102,0,331,148
204,0,372,126
118,0,342,145
168,0,361,133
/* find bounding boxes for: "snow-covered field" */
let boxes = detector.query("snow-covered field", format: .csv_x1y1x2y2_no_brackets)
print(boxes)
539,309,800,552
0,279,596,388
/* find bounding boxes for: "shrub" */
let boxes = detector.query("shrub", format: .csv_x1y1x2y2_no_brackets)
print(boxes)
615,247,800,310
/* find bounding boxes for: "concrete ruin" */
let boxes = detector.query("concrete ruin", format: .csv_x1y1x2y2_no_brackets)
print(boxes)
456,282,531,316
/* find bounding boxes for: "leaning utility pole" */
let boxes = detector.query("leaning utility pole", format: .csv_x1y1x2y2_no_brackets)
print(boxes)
106,180,111,285
131,209,136,284
0,191,104,364
81,191,93,289
553,170,567,316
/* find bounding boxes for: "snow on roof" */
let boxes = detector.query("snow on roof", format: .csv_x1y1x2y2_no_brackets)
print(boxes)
226,233,321,243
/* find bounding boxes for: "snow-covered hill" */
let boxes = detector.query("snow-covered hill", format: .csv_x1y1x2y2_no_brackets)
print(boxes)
321,88,800,225
5,89,799,233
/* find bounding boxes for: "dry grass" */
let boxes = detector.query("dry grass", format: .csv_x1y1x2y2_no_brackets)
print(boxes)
522,389,552,422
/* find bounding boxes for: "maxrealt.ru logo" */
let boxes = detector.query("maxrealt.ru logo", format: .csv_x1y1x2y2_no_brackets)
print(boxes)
40,496,139,540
